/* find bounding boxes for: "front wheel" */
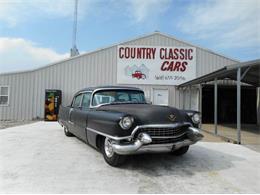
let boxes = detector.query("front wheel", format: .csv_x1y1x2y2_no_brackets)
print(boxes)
171,146,189,156
101,137,126,167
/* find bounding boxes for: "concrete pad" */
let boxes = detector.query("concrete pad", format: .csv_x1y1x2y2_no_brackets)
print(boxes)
202,123,260,145
0,122,260,193
200,130,224,142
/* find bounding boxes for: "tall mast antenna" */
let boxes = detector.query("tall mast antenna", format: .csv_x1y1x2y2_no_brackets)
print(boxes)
70,0,79,57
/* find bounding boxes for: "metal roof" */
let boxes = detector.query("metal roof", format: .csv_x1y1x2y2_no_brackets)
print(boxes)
178,59,260,87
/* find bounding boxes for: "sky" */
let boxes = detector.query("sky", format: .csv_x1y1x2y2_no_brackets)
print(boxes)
0,0,259,73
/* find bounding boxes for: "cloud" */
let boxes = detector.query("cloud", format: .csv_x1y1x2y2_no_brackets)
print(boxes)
126,0,171,23
0,0,171,27
0,37,68,73
177,0,260,49
0,0,93,27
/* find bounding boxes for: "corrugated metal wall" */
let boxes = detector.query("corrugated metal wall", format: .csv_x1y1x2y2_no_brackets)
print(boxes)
0,33,238,120
0,71,35,120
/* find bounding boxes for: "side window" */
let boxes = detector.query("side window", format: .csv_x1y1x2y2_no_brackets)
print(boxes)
0,86,9,106
81,92,91,109
72,94,82,108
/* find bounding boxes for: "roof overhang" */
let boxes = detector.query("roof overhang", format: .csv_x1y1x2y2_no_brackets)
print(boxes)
178,59,260,88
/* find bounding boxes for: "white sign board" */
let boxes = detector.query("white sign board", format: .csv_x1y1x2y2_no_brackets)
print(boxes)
117,45,196,85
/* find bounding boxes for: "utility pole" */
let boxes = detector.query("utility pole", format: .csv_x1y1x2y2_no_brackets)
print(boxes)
70,0,79,57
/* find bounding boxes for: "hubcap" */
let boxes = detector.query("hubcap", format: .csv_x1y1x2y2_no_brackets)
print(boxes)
104,138,114,158
64,127,68,133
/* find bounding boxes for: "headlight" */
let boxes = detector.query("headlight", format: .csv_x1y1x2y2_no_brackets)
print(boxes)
192,113,200,124
119,116,134,130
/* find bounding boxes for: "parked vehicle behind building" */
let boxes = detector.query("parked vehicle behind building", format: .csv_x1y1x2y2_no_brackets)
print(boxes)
58,86,203,167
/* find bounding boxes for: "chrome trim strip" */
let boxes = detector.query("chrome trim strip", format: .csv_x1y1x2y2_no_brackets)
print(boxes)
90,102,118,108
77,90,93,94
141,143,176,148
112,139,196,155
140,139,194,149
68,107,74,124
86,127,132,141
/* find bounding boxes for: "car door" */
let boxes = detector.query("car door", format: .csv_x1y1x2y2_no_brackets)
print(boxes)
72,92,92,142
69,94,83,137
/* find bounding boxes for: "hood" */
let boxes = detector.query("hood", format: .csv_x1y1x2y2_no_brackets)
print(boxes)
96,103,186,125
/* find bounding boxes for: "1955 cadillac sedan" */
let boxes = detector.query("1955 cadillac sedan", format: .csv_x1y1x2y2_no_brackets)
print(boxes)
58,86,203,166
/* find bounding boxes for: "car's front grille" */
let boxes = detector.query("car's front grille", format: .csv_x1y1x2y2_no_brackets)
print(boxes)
135,124,189,144
150,135,187,144
140,127,185,137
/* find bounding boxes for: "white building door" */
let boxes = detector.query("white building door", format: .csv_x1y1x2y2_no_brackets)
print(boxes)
153,89,169,106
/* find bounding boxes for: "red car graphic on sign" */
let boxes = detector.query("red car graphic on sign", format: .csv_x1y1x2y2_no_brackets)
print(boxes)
132,71,146,80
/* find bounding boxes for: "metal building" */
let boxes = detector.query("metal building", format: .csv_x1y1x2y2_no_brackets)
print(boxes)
0,32,258,122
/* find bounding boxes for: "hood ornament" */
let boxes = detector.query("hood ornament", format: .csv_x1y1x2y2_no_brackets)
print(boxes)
168,114,176,122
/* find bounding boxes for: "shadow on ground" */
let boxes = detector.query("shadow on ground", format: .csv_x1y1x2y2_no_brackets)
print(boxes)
118,145,244,177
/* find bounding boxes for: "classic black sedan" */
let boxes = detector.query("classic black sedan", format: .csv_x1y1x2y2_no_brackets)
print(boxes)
58,86,203,166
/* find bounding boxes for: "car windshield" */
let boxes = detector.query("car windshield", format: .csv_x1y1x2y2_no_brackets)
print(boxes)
92,90,146,106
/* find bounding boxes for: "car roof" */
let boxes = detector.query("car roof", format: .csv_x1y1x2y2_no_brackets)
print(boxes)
76,85,143,94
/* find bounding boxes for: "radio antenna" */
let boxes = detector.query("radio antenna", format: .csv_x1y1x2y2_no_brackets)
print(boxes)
70,0,79,57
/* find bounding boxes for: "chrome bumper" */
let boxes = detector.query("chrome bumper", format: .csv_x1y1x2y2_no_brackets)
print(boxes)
111,127,204,155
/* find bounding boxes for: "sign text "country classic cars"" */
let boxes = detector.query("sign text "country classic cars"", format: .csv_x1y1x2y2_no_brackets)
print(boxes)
118,47,194,72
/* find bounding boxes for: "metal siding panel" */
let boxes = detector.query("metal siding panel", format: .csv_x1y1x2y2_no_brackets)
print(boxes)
64,61,70,105
3,75,9,120
23,74,27,119
27,73,33,119
92,53,97,86
0,75,8,119
112,47,117,84
3,76,9,120
12,75,18,119
0,72,35,120
25,74,30,119
88,54,94,87
40,70,45,118
37,71,42,118
17,74,22,119
33,72,37,118
79,57,84,89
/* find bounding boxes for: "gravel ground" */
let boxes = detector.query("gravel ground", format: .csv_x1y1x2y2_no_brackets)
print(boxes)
0,122,260,193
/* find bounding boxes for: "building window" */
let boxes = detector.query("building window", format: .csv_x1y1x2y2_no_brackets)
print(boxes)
0,86,9,106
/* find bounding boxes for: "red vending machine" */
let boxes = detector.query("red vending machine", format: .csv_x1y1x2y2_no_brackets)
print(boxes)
44,89,62,121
